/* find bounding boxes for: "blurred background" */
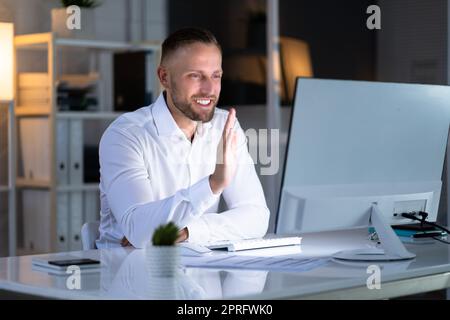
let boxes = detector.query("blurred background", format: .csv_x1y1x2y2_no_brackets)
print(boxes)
0,0,448,257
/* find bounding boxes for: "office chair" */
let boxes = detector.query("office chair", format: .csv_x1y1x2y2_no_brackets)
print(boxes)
81,221,100,250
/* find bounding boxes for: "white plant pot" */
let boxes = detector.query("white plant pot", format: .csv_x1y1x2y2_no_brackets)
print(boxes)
145,276,178,300
51,8,96,39
145,244,180,278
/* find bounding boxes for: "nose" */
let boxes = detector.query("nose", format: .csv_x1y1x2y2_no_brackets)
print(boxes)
200,77,214,95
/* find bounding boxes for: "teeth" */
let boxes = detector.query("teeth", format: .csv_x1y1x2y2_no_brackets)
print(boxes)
196,99,211,105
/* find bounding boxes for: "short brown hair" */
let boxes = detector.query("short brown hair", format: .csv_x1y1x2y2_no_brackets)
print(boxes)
160,27,221,65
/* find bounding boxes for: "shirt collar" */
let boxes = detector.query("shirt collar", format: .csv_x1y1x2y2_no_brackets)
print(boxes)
151,92,213,138
151,92,181,137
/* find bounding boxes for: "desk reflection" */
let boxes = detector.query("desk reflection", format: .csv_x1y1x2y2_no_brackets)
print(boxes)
306,258,415,279
100,249,268,299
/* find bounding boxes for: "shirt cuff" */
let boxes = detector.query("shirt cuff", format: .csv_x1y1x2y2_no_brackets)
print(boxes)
188,176,220,216
186,217,211,244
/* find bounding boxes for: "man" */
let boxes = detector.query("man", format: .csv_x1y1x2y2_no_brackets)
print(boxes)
96,27,269,249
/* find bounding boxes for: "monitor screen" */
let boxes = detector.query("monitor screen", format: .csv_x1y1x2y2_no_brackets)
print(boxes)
276,78,450,234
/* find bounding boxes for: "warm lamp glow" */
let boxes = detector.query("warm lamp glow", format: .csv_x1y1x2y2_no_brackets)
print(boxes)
223,36,312,104
0,22,14,100
279,37,313,103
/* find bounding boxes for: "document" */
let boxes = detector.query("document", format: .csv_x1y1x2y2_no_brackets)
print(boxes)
182,255,330,272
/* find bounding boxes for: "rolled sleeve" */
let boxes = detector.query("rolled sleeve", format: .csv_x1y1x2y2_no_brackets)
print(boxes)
187,176,220,215
186,217,211,244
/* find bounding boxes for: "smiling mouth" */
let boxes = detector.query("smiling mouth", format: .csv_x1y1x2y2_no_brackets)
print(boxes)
193,98,215,108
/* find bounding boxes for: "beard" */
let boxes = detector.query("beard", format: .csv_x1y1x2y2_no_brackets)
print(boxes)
169,82,218,123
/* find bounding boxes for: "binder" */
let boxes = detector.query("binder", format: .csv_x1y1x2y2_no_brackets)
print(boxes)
19,118,50,181
69,119,83,250
97,52,113,112
69,192,83,250
22,190,51,253
56,119,69,184
56,192,69,252
55,119,69,252
84,190,99,223
69,119,83,184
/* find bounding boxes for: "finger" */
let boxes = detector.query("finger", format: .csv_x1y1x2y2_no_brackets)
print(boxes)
232,131,238,149
223,108,236,138
226,121,237,151
225,127,235,151
121,237,130,246
219,108,236,163
176,228,188,243
222,132,237,164
176,234,184,243
227,132,237,160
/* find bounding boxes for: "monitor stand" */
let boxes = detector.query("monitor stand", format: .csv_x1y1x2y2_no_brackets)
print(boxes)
333,204,416,261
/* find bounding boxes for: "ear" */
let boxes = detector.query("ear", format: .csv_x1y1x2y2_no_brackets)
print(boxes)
157,66,169,89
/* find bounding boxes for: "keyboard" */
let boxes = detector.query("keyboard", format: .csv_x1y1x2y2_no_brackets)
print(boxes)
206,236,302,252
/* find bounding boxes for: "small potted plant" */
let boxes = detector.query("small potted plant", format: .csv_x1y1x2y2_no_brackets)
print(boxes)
145,222,180,278
51,0,101,39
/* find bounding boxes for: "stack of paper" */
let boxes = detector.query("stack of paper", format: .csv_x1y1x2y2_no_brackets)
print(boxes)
182,255,330,272
18,73,50,106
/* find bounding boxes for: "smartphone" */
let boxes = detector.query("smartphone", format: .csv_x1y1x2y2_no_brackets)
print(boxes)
413,231,446,238
47,258,100,267
394,223,437,232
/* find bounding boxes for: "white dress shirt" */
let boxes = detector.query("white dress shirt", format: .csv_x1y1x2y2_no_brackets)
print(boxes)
96,93,269,249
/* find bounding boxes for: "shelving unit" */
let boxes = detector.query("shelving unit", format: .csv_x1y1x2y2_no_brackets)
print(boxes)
14,32,160,254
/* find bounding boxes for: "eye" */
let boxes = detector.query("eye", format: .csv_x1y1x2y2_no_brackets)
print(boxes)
213,74,222,79
189,73,200,79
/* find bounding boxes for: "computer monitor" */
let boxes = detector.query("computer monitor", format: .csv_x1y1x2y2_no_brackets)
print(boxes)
275,78,450,261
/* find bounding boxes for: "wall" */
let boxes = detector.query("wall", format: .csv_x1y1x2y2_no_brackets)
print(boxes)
279,0,377,81
377,0,447,84
376,0,448,225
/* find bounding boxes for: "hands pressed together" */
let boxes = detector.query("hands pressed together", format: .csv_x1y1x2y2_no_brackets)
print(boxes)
121,108,238,247
209,107,238,194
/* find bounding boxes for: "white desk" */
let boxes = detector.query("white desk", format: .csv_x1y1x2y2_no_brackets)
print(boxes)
1,229,450,299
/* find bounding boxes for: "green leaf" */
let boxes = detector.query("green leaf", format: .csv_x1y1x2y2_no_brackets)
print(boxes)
151,222,179,246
